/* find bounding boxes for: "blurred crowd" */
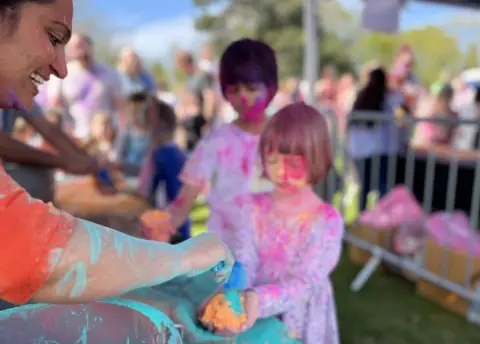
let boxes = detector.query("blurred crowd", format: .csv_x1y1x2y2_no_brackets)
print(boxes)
7,33,480,193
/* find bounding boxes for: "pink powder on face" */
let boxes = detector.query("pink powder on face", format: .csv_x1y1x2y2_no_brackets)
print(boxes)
171,197,185,208
241,95,267,122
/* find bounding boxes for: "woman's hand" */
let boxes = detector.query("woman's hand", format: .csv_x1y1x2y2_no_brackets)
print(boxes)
179,233,234,283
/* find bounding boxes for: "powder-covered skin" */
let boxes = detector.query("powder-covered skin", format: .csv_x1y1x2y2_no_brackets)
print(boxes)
232,193,344,344
0,162,231,305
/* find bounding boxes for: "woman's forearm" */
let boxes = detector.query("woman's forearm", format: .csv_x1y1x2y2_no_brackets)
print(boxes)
32,218,190,304
0,131,64,168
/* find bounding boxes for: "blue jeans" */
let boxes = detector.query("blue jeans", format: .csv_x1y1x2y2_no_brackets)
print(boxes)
354,155,390,211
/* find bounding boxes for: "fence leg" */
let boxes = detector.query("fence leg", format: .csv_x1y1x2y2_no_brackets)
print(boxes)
350,252,382,292
467,286,480,325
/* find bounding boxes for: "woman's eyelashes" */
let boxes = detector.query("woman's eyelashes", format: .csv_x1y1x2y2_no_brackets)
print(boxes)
48,31,63,47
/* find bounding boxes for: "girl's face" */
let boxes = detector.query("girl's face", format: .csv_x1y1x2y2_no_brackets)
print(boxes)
264,152,309,193
225,83,268,122
0,0,72,110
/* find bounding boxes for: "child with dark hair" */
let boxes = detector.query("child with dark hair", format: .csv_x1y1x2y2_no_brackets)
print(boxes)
138,98,190,242
115,92,150,175
142,38,279,247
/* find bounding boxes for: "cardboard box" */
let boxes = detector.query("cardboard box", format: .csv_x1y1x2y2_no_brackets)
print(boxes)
348,223,395,265
417,237,480,315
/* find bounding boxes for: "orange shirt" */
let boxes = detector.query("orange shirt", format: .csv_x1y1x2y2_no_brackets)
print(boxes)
0,162,74,304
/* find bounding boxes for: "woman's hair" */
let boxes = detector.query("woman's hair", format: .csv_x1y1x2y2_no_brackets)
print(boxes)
1,0,54,34
219,38,278,103
350,67,387,128
259,102,332,184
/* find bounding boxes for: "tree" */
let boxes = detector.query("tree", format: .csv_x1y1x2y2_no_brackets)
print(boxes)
149,62,169,84
357,26,463,85
193,0,356,79
464,44,479,69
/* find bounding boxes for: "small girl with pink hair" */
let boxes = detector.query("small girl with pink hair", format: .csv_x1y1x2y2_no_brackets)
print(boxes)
218,103,344,344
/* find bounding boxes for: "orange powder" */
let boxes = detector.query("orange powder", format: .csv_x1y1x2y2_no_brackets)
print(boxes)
139,210,172,242
201,292,247,331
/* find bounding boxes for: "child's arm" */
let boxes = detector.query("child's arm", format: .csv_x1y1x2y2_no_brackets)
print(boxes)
252,210,344,318
168,138,217,229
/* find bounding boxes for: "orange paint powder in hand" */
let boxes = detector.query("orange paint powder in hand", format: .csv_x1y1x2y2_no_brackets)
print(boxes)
139,210,172,242
201,291,247,331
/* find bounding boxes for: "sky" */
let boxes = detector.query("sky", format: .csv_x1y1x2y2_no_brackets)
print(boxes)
75,0,480,61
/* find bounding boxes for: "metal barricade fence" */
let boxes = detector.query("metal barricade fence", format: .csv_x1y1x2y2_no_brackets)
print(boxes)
316,109,480,324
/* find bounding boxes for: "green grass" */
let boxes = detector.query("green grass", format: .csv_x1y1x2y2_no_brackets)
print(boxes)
190,202,480,344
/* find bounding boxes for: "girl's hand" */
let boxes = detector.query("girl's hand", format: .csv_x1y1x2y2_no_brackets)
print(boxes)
179,233,234,283
213,290,260,337
241,290,260,331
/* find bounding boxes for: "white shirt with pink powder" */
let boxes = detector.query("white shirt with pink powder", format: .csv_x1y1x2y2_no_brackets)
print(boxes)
180,123,273,246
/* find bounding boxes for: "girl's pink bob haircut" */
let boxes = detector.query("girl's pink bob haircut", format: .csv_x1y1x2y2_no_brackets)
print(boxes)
259,102,333,184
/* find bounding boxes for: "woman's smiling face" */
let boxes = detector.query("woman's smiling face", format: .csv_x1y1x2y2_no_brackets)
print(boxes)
0,0,73,110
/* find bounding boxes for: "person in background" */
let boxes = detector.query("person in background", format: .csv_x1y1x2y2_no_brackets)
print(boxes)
48,32,124,139
115,92,150,175
198,44,217,78
117,47,156,97
453,86,480,151
452,76,475,114
156,80,177,108
316,65,337,112
176,90,204,151
176,51,216,147
0,0,233,309
335,73,357,136
415,84,457,148
138,99,191,243
348,67,406,211
359,60,380,87
39,109,79,152
0,102,99,203
85,111,116,161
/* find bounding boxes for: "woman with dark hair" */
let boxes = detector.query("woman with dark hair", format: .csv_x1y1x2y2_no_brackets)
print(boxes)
0,0,233,307
348,67,406,210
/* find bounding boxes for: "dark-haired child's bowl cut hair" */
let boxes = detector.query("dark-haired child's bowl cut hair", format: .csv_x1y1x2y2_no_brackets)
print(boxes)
151,98,177,133
219,38,278,103
260,102,333,185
